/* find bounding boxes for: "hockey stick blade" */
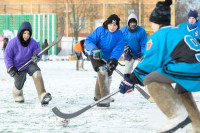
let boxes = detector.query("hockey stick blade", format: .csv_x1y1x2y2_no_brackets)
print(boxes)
52,90,120,119
118,62,125,66
18,17,64,71
102,58,151,102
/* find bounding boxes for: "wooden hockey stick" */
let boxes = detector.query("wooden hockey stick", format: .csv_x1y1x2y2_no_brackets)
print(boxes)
102,58,152,102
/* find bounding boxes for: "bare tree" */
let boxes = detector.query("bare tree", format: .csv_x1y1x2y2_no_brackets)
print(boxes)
66,0,98,44
175,0,200,26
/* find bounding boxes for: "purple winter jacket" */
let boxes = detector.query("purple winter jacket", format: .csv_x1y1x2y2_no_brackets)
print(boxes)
4,37,41,71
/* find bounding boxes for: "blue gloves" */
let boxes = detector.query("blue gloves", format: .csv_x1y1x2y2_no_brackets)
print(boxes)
119,74,135,94
107,58,118,71
32,53,40,63
92,48,102,61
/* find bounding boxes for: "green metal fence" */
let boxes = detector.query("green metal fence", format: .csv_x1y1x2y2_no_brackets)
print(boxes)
0,14,57,55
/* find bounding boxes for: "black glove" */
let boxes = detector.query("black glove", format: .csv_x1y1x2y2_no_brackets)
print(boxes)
8,66,18,77
92,48,102,61
124,46,133,61
124,46,132,55
83,50,89,57
106,58,118,71
137,53,143,58
84,52,90,61
32,53,40,63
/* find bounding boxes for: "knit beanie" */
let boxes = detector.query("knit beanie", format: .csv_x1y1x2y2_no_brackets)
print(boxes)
149,0,172,25
127,13,138,25
188,10,199,20
103,14,120,29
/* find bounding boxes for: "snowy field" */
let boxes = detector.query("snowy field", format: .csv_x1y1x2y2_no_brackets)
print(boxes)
0,59,200,133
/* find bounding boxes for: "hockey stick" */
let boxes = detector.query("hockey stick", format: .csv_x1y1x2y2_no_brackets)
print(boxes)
52,90,119,119
101,58,151,102
18,17,64,71
118,62,125,66
52,58,152,119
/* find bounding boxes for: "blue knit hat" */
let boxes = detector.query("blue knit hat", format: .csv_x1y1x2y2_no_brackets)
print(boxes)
188,10,198,20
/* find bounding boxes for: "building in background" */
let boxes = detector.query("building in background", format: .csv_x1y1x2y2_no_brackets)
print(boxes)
0,0,176,56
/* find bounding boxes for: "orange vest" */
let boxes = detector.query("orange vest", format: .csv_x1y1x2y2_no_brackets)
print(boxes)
74,42,83,52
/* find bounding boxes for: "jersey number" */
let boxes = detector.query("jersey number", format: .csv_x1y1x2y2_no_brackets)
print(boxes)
185,35,200,62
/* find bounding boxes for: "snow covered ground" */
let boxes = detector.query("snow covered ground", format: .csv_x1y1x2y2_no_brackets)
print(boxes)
0,59,200,133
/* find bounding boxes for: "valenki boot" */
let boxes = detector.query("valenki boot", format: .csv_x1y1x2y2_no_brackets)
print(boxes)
180,92,200,133
94,75,114,103
147,82,191,133
77,60,84,71
32,71,52,105
12,86,24,102
96,67,110,107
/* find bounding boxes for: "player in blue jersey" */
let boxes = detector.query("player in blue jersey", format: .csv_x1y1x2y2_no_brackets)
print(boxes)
179,10,200,39
118,0,200,132
120,12,147,74
85,14,125,107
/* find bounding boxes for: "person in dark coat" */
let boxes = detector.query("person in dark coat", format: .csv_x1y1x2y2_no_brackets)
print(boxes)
2,37,9,51
42,39,49,61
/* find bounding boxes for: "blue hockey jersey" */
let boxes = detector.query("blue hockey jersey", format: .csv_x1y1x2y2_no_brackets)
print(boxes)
85,26,125,61
179,22,200,39
134,26,200,92
120,25,147,55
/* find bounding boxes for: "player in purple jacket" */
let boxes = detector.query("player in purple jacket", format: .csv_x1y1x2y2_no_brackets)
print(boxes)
4,21,52,106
